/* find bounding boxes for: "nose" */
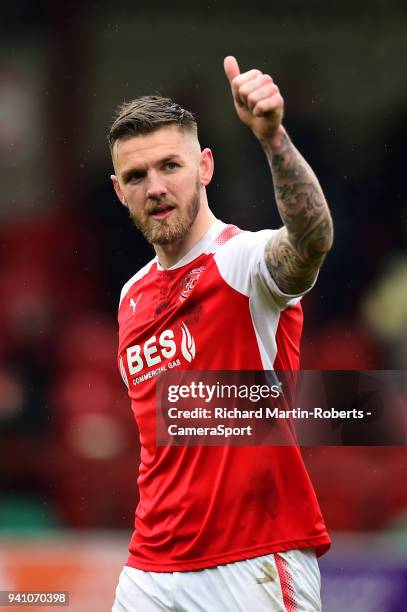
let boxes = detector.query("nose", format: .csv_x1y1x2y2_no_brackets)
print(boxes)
146,171,167,200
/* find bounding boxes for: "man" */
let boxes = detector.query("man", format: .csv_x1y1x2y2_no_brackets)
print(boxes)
110,56,333,611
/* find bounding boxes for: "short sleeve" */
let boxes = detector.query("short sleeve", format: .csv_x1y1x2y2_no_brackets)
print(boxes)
214,229,317,310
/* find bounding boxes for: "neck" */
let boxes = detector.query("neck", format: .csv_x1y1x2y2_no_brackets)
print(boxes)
154,204,216,269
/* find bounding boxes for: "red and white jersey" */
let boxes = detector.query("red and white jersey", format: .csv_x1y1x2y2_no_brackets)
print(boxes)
117,220,330,572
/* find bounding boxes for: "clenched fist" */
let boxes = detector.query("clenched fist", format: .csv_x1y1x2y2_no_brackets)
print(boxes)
224,56,284,142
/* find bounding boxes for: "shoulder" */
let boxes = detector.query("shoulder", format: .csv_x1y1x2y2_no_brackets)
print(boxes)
213,226,278,265
119,257,157,306
223,227,275,248
212,226,278,296
210,223,277,255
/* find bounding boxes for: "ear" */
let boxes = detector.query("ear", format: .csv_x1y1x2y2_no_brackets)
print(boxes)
110,175,128,207
199,148,214,187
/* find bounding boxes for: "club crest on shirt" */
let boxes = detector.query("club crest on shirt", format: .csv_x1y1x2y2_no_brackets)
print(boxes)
179,266,205,301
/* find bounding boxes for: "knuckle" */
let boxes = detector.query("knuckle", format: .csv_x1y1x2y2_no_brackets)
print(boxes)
241,77,261,95
239,83,250,96
261,85,274,97
235,69,262,85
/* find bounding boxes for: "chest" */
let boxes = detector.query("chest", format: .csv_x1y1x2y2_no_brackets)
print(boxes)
118,254,243,378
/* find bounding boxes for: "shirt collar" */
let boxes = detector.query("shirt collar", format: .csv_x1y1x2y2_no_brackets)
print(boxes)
156,219,225,271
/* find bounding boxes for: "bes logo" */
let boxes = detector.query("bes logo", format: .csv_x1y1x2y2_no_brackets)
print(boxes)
122,322,196,380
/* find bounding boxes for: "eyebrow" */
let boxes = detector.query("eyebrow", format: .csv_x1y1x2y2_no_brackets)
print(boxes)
121,155,183,184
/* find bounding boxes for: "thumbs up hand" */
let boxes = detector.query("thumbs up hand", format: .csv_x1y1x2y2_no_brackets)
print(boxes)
224,56,284,142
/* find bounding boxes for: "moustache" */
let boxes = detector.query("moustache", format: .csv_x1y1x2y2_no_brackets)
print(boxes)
145,199,177,215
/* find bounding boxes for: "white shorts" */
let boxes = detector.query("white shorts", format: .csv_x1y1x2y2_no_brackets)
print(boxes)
112,549,321,611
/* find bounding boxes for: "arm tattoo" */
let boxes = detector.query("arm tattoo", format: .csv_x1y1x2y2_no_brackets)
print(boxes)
260,131,333,295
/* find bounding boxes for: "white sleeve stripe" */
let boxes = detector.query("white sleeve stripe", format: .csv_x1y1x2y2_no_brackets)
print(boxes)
249,298,281,369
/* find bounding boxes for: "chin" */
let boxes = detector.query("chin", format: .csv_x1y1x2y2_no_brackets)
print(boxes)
150,228,187,246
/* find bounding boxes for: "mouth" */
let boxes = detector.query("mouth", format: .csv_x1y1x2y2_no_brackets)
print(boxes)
149,205,176,220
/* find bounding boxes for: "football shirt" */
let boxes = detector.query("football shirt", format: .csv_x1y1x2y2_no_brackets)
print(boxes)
118,220,330,571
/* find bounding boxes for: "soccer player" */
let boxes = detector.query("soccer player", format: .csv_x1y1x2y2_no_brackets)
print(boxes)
109,56,333,611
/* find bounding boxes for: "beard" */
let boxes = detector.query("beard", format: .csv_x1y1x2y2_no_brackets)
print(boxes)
128,178,201,245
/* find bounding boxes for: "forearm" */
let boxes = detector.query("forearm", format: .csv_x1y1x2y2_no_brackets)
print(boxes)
261,126,333,259
261,127,334,294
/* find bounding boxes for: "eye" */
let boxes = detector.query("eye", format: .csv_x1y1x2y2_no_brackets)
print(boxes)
125,172,145,185
128,174,143,184
164,162,179,170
